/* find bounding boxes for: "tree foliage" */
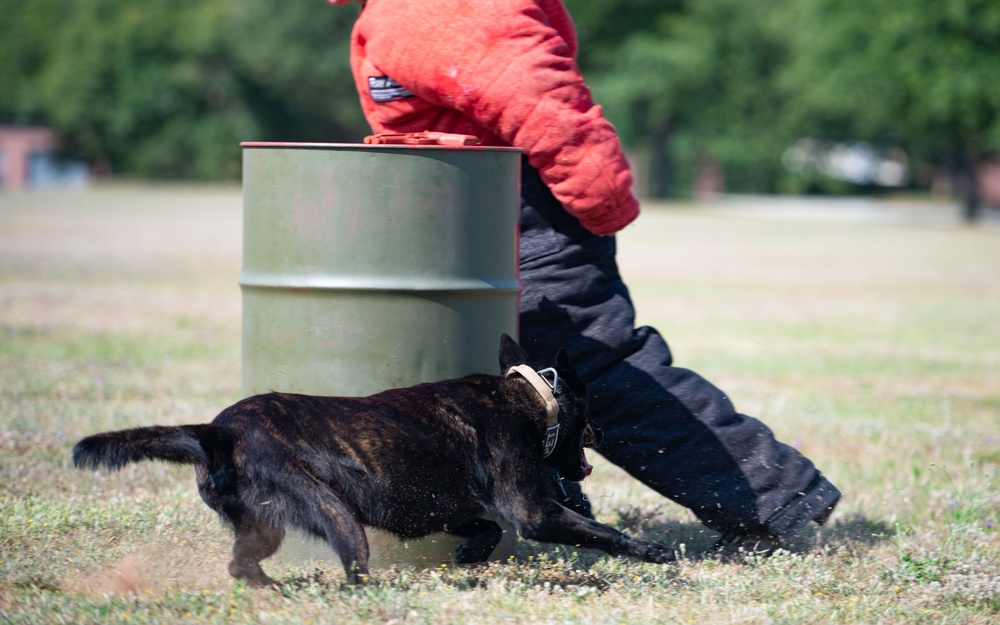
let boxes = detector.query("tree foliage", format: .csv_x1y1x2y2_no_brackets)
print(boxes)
221,0,365,146
1,0,997,208
582,0,797,196
782,0,1000,216
36,0,248,178
0,0,70,123
570,0,1000,206
1,0,365,179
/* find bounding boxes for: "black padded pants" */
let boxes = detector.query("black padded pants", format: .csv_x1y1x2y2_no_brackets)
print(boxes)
517,162,840,536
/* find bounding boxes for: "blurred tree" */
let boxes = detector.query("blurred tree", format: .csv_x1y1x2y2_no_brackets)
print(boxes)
661,0,795,197
572,0,793,198
37,0,254,178
223,0,366,145
0,0,68,123
564,0,689,197
6,0,996,198
783,0,1000,218
12,0,365,179
563,0,683,72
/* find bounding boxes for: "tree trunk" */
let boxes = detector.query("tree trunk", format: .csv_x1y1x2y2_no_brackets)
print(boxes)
648,124,673,199
950,141,982,222
961,159,981,223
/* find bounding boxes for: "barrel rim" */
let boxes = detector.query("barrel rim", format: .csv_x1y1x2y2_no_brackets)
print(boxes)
240,141,523,153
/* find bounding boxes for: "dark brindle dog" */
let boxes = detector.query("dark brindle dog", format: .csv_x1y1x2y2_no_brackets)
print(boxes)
72,334,675,586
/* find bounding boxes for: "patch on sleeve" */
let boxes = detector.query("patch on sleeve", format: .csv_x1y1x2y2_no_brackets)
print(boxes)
368,75,415,103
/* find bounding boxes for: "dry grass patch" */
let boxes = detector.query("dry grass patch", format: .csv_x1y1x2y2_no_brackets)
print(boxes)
1,187,998,623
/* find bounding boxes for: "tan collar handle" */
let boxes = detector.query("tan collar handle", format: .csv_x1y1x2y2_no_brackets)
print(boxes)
506,365,560,428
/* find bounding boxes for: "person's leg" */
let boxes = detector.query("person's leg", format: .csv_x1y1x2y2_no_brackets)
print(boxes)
517,162,839,539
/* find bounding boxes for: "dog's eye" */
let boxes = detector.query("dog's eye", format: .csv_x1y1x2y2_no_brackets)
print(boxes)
582,423,602,448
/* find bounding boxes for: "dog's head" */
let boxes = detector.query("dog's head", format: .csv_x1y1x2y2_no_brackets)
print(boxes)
499,334,603,482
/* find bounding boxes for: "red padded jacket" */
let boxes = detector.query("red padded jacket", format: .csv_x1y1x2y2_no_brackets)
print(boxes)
345,0,639,235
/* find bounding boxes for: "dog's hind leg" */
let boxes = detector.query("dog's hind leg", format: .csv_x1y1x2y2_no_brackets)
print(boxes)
323,502,370,584
445,518,504,564
229,520,285,587
297,492,370,585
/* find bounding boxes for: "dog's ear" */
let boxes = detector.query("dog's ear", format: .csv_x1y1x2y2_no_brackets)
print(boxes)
554,347,571,371
553,347,587,396
498,333,528,372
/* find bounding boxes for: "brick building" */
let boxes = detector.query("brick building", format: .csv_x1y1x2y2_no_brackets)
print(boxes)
0,126,89,190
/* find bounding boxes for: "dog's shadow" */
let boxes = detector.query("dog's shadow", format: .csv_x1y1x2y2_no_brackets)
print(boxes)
273,510,895,594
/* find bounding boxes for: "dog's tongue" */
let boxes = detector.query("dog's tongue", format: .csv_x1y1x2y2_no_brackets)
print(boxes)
582,453,593,477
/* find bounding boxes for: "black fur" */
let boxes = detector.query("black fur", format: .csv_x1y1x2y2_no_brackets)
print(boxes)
72,334,675,586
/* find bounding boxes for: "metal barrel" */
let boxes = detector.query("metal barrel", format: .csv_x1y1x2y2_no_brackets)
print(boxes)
240,142,521,568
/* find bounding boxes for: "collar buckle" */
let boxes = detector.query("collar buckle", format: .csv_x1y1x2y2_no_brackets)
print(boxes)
534,367,559,394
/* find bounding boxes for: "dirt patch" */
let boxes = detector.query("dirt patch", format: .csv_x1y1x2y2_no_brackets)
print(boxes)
62,539,232,598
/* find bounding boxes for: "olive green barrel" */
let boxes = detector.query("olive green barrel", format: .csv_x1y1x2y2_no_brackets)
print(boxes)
240,142,521,568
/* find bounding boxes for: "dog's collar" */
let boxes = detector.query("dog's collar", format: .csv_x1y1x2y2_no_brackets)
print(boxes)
506,364,561,457
506,365,559,427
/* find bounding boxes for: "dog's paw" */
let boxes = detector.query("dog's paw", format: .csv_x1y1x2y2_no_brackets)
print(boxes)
455,543,492,564
235,571,280,589
229,560,279,588
634,540,676,564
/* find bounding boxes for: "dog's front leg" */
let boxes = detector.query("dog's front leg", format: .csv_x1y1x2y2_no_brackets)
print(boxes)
444,517,504,564
513,500,676,564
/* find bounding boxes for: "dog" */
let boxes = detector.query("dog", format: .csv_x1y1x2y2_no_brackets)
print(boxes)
72,334,675,586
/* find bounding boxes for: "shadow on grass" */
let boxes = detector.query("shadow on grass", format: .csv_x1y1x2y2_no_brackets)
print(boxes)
272,511,897,595
275,559,616,595
804,514,896,553
524,505,896,564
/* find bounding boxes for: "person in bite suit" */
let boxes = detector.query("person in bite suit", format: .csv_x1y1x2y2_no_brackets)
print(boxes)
330,0,841,558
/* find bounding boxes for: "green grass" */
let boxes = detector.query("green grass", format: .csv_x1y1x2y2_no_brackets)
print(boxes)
1,187,998,623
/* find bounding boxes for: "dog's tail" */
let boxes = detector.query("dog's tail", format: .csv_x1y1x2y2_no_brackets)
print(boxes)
72,424,225,472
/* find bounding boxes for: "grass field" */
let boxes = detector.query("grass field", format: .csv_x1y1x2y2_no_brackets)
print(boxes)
1,186,998,624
